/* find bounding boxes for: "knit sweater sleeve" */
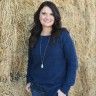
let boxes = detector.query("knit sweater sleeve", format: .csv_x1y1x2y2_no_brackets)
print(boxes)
60,28,78,94
26,46,33,84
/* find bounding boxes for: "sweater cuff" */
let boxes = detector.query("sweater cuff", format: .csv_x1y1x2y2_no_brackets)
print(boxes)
26,80,30,84
26,76,31,84
60,84,71,94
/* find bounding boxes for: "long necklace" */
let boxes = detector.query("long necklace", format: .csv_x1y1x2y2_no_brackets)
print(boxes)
40,36,51,68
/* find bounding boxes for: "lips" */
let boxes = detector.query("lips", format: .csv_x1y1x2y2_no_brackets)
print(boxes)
43,20,52,23
45,21,51,23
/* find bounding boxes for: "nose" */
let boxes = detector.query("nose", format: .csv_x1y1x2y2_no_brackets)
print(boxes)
45,15,50,20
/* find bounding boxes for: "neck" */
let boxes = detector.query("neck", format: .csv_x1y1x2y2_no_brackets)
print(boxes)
41,27,52,36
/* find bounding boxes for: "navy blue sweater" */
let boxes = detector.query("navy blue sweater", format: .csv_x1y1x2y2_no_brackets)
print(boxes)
26,28,78,94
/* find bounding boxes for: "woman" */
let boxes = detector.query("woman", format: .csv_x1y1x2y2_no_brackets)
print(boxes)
25,1,78,96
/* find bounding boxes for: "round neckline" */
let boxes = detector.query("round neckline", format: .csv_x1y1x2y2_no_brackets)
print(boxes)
40,35,51,37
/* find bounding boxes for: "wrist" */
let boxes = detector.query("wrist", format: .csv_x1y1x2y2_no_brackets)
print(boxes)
57,89,61,93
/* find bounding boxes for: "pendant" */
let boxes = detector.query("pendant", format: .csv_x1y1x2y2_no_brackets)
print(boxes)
41,63,44,68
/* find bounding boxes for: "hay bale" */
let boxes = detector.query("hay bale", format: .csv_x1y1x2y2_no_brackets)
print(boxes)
0,0,96,96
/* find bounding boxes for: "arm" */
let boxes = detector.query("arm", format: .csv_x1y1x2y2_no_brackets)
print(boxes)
26,46,33,84
26,45,33,92
60,28,78,94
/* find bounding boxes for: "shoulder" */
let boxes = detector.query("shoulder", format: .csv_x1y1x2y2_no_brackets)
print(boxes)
59,27,70,38
59,27,74,44
60,27,69,33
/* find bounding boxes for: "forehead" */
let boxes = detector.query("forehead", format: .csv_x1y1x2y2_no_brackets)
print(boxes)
40,6,53,13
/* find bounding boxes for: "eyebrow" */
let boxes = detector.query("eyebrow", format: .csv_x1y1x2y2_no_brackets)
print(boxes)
41,11,53,14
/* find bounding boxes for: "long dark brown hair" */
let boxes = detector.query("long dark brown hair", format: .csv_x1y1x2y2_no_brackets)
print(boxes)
29,1,62,48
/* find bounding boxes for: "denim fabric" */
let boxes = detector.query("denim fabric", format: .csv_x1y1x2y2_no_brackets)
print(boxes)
32,90,68,96
32,90,58,96
32,90,46,96
31,82,68,96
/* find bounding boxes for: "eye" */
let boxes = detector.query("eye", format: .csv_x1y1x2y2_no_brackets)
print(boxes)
41,12,46,15
50,13,54,16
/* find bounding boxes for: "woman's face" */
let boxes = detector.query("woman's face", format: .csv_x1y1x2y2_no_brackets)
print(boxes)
39,6,55,28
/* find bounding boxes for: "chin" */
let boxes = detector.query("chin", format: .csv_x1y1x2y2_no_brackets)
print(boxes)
44,25,52,27
43,24,53,27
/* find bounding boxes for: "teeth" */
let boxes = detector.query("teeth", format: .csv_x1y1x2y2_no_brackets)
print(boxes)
45,21,50,22
44,20,50,22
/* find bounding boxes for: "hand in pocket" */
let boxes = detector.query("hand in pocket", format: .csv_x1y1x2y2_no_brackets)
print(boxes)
25,82,31,93
57,89,66,96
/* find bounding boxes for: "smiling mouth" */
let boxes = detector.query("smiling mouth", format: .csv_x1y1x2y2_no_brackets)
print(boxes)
44,21,51,23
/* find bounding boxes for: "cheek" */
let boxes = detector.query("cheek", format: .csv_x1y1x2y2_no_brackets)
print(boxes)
51,16,55,21
39,16,45,24
51,17,55,24
39,14,44,20
39,18,42,25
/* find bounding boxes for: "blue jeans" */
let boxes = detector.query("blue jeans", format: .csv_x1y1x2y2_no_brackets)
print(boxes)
32,90,46,96
32,90,57,96
31,82,68,96
32,90,68,96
